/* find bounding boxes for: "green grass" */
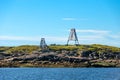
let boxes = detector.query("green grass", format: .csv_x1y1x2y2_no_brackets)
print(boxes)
49,45,78,51
5,45,39,54
0,44,120,54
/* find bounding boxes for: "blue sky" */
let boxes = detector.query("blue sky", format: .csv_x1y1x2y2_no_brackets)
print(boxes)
0,0,120,47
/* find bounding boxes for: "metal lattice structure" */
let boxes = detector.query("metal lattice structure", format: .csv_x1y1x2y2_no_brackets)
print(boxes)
40,38,48,50
67,28,79,45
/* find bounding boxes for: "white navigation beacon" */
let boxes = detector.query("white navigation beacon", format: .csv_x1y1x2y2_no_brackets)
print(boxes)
67,28,79,45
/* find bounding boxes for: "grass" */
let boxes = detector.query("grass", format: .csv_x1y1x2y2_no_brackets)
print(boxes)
5,45,39,54
0,44,119,55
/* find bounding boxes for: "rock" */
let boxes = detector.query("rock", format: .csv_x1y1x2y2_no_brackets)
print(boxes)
11,53,26,57
81,50,92,57
0,52,11,59
0,55,4,60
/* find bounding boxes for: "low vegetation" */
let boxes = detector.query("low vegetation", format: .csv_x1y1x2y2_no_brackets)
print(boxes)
0,44,120,55
4,45,39,54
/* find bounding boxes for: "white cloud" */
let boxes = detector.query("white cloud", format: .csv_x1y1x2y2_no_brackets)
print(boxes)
0,30,113,42
78,35,105,40
45,36,67,42
62,18,76,20
79,18,88,20
0,29,120,47
0,35,67,42
0,35,105,44
0,36,39,41
109,35,120,39
62,18,88,21
76,29,109,34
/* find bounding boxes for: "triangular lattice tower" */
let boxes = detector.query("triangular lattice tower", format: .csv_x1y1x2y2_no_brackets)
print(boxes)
40,38,48,50
67,28,79,45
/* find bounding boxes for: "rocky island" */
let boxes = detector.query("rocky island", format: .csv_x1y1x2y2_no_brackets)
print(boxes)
0,44,120,67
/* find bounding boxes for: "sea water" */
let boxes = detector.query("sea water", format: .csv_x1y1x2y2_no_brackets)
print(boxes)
0,68,120,80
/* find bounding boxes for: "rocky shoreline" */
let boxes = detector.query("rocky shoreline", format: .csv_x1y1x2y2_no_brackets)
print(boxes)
0,44,120,67
0,50,120,67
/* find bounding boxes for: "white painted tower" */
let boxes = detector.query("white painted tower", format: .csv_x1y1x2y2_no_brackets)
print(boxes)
67,28,79,45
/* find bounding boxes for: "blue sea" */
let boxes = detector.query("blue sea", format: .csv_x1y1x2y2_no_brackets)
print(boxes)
0,68,120,80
